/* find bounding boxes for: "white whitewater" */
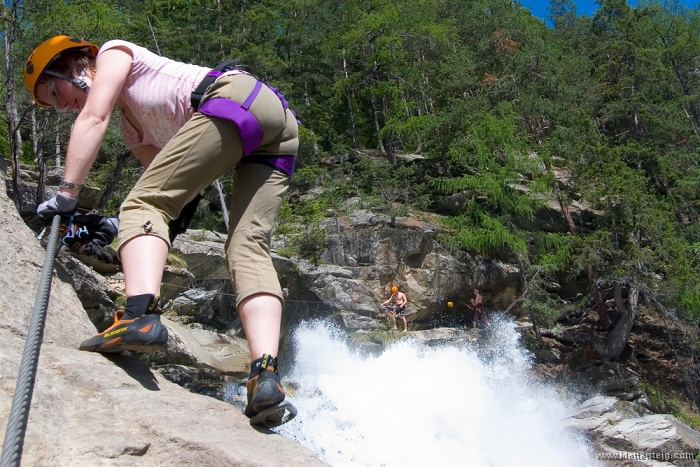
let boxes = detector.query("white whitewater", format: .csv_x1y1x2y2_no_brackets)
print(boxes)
272,318,603,467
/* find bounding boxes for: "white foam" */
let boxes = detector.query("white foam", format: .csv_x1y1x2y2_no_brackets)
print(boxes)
275,318,602,467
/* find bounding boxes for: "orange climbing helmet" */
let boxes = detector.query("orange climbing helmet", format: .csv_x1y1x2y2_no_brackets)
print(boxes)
24,35,98,107
391,286,398,293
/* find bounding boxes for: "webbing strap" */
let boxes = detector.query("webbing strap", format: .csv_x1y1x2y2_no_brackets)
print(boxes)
199,97,264,156
190,59,240,111
241,80,262,110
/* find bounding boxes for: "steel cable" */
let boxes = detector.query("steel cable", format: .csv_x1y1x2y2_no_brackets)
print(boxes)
1,215,61,467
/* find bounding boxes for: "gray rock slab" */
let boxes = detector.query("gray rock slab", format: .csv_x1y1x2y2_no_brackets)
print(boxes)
0,168,325,466
567,396,700,467
153,318,250,378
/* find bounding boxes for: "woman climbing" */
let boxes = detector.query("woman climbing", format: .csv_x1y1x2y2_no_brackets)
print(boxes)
26,35,297,427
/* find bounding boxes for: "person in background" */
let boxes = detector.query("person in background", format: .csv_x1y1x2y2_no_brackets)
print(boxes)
26,35,298,427
382,285,408,332
469,288,490,328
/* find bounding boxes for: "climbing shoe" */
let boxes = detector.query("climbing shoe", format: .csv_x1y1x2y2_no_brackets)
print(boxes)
78,310,168,354
245,354,297,428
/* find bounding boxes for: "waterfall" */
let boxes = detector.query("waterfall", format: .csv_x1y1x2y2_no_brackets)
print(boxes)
229,318,603,467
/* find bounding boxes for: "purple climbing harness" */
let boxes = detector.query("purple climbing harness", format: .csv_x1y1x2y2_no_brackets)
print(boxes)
195,69,299,179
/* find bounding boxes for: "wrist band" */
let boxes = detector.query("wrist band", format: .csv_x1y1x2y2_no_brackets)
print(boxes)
59,179,84,191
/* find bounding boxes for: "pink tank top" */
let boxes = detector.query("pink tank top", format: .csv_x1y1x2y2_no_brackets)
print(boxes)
98,40,210,150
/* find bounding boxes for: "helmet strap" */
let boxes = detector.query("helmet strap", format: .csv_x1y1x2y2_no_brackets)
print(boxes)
42,69,90,96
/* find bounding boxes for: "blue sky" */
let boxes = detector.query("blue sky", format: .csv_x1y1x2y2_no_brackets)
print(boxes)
523,0,698,22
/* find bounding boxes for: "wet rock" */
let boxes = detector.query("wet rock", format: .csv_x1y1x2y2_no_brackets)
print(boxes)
409,328,469,346
332,311,382,331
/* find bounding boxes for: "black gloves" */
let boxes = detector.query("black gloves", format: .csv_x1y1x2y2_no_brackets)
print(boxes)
56,190,201,263
61,214,119,263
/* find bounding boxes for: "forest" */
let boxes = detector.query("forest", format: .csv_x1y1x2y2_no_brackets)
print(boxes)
3,0,700,333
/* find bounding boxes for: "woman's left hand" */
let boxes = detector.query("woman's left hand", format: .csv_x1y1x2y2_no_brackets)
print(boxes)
37,192,78,220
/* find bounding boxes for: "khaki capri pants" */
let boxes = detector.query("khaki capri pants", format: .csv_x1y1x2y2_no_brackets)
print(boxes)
117,73,298,306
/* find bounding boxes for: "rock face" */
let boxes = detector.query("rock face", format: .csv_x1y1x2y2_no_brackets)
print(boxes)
316,219,522,322
566,396,700,467
172,222,522,330
0,161,325,466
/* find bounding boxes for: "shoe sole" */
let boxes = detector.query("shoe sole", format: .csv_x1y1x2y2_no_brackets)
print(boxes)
246,390,286,416
79,322,168,354
245,371,286,417
249,401,298,429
